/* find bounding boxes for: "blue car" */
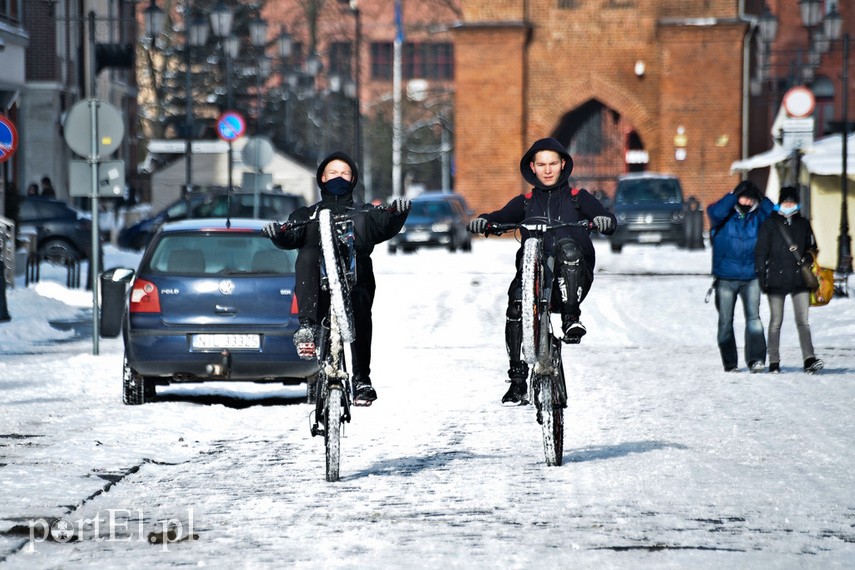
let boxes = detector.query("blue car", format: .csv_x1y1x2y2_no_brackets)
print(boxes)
387,192,473,253
120,218,317,404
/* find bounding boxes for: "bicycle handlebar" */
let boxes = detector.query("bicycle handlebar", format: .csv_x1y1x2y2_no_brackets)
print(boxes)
273,205,397,234
481,217,594,237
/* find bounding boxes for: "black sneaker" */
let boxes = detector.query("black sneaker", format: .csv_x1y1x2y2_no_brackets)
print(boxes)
724,366,739,372
561,315,586,344
804,357,824,374
502,379,529,406
353,381,377,404
768,362,780,374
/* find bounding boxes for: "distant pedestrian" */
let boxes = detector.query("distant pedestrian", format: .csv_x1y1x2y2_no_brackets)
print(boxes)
40,176,56,198
754,186,824,374
707,180,774,373
26,183,39,197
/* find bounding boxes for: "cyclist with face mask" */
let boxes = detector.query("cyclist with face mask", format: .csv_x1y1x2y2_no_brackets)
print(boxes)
707,180,775,373
263,151,410,403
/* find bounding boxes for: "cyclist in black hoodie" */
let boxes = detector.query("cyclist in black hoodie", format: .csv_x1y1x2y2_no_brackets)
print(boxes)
467,138,617,405
263,151,410,403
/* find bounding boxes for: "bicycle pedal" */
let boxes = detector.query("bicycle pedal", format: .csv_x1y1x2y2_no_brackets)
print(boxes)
563,335,582,345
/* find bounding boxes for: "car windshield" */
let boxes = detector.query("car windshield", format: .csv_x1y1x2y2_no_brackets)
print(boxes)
616,179,682,205
193,194,303,219
411,201,453,218
145,232,297,275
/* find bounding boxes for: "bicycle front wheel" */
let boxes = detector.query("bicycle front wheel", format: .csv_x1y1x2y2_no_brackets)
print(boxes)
521,238,540,366
536,374,564,466
325,386,343,482
319,209,354,343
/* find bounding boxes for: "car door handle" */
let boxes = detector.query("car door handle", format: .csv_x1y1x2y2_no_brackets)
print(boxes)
215,305,237,315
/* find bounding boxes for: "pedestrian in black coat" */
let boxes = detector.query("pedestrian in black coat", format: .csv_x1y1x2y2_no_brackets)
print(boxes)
754,186,823,374
263,151,410,403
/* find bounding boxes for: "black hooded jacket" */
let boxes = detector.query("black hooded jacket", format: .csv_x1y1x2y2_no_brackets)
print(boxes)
271,151,407,259
477,138,616,270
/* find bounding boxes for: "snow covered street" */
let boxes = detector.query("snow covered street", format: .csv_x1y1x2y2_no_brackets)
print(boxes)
1,239,854,568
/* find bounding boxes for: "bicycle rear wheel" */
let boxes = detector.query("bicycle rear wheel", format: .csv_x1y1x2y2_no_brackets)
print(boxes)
325,386,343,482
535,374,564,466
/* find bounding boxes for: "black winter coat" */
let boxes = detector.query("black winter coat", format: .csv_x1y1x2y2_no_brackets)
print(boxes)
754,212,817,295
271,192,407,260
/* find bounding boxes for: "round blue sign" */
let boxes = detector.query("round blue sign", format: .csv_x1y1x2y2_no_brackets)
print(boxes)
217,112,246,142
0,116,18,164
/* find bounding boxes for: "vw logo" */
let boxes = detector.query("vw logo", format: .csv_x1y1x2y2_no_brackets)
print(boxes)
218,280,235,295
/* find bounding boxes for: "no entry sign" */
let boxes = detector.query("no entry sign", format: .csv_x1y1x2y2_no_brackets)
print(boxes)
0,116,18,164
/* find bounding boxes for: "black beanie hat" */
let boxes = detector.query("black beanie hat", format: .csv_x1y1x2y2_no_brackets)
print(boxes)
779,186,800,204
734,180,762,202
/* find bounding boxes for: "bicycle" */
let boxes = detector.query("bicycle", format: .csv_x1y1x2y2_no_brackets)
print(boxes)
480,217,595,466
280,207,359,482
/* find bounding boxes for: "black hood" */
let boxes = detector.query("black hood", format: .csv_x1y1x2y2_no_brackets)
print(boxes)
316,151,360,196
519,138,574,189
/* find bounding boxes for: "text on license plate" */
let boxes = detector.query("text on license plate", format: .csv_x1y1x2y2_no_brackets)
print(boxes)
638,232,662,243
191,334,261,350
407,231,430,242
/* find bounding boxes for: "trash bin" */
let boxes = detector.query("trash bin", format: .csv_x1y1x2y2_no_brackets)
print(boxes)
683,196,705,250
99,267,134,338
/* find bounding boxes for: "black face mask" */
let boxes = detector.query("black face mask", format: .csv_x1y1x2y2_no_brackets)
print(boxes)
324,176,351,196
736,202,755,215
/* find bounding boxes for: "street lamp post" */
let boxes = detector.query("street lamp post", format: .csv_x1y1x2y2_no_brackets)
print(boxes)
823,4,852,275
210,1,238,193
184,14,209,200
338,0,362,168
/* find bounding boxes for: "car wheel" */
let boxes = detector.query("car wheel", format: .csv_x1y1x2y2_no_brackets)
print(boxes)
39,239,81,265
133,233,150,251
388,245,397,254
462,238,472,252
610,242,623,254
122,354,151,405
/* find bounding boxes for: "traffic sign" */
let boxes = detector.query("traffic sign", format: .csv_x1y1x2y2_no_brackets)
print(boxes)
242,136,274,170
68,160,126,197
782,86,815,118
782,117,815,151
0,116,18,164
217,112,246,142
63,99,125,159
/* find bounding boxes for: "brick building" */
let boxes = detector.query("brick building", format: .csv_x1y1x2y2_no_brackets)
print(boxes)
453,1,766,216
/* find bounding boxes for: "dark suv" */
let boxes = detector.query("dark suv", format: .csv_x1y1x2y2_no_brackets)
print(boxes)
118,190,305,250
18,197,96,262
387,192,474,253
608,173,685,253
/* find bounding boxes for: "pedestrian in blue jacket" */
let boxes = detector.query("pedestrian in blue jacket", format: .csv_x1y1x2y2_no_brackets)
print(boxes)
707,180,774,373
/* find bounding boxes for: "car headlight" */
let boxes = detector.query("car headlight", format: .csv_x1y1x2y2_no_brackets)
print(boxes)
671,210,685,222
431,222,451,232
616,212,627,223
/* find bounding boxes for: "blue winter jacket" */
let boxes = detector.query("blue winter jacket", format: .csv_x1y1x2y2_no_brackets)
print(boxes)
707,192,774,280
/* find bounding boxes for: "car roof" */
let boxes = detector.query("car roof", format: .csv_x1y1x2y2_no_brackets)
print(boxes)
160,218,268,233
413,192,465,202
617,172,679,181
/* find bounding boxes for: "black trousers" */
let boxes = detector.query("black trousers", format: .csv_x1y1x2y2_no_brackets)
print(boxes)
294,245,376,381
505,238,592,363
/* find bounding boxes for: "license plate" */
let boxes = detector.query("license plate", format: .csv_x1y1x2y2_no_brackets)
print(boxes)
191,334,261,350
638,232,662,243
407,231,430,242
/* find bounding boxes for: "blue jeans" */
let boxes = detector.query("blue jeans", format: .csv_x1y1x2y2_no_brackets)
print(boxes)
714,278,766,370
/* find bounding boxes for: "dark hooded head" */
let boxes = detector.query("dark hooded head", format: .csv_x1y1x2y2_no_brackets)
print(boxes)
316,151,359,197
778,185,800,204
734,180,763,203
519,138,574,190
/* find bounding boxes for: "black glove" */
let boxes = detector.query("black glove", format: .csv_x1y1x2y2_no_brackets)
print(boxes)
467,218,488,234
262,221,282,238
390,197,412,213
592,216,614,233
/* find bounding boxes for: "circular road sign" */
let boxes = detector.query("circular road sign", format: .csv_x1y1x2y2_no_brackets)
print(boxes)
0,116,18,164
782,86,816,118
217,112,246,142
242,136,274,170
63,99,125,159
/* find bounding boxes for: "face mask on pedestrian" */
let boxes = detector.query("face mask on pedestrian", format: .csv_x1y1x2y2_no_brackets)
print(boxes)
324,176,352,196
777,203,799,216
